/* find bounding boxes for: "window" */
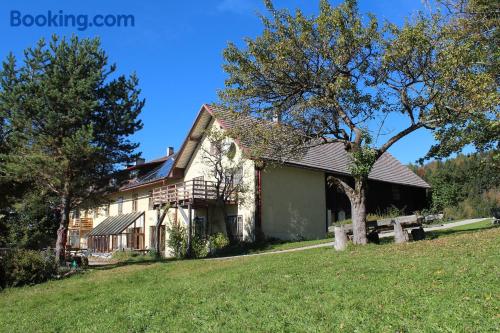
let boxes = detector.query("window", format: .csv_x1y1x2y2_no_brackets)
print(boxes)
193,216,206,239
104,204,110,217
392,185,400,201
132,193,138,212
210,141,221,156
224,167,243,185
74,209,80,219
117,197,124,215
227,142,237,160
93,209,99,218
148,191,154,210
226,215,243,241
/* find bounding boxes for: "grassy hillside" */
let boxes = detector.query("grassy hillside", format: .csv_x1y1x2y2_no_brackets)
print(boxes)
0,225,498,332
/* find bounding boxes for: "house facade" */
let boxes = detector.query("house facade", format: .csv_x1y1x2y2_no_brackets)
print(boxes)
68,104,430,255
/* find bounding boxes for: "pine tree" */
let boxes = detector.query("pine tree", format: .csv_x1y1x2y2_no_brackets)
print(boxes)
0,35,144,262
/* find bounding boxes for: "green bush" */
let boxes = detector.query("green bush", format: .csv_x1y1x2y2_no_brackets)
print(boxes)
167,223,188,259
167,224,215,259
191,236,209,259
1,249,58,288
444,189,499,220
208,233,229,252
112,250,157,263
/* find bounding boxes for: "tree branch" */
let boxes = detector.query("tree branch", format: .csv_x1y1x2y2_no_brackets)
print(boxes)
378,122,424,155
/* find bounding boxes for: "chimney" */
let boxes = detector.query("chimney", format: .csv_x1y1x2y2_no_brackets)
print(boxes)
135,158,145,166
167,146,174,156
272,111,281,123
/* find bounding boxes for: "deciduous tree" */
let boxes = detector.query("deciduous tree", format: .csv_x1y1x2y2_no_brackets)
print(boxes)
219,0,498,244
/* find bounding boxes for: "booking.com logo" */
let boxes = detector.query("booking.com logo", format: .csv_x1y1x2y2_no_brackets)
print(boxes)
10,10,135,31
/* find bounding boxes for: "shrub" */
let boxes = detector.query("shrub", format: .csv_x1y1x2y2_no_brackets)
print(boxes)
444,189,499,220
191,236,209,259
111,250,158,263
167,223,188,259
208,233,229,252
1,249,58,288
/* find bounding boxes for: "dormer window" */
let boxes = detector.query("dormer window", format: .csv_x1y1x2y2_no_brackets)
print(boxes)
132,193,138,212
117,197,123,215
130,169,139,179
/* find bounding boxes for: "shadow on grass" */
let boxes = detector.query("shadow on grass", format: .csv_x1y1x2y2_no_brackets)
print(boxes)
425,224,498,240
89,257,176,271
207,239,289,258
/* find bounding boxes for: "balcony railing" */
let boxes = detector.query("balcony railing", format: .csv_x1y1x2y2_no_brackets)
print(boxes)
69,217,93,230
152,179,236,207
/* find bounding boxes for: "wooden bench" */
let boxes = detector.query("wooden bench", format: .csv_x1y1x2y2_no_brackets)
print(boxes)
492,208,500,225
330,215,426,248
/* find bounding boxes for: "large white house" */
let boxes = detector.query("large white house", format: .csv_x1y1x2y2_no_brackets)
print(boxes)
68,104,429,255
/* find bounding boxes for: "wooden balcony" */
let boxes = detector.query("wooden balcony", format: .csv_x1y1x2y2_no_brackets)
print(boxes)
152,179,236,207
69,217,93,230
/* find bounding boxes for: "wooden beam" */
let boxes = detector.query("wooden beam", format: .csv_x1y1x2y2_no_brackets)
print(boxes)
189,135,201,141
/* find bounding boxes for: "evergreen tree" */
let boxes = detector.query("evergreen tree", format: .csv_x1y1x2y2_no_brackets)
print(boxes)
0,35,144,262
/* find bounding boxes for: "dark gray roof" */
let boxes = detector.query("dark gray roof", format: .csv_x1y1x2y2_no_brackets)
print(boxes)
289,142,430,188
122,154,177,190
206,105,430,189
88,212,144,236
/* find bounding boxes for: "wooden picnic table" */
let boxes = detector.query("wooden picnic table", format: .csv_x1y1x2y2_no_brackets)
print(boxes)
331,215,427,246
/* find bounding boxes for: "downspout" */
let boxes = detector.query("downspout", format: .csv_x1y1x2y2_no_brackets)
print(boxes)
254,166,263,241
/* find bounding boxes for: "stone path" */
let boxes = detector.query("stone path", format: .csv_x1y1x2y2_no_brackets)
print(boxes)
206,217,489,261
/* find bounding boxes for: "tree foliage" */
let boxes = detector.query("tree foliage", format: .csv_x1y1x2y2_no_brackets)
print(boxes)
201,128,247,242
0,192,60,249
0,35,144,260
219,0,498,244
425,0,500,159
410,151,499,218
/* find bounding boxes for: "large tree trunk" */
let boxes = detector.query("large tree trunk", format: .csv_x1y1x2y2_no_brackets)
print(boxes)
221,203,235,243
55,195,70,264
350,177,368,245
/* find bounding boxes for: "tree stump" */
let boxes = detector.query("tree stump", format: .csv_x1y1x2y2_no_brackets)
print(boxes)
334,225,348,251
393,221,409,244
411,227,426,241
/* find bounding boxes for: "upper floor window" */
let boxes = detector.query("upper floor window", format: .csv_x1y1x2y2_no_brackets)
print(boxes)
225,167,243,185
117,197,124,215
227,142,236,160
104,204,110,217
132,193,138,212
148,191,154,210
130,169,139,179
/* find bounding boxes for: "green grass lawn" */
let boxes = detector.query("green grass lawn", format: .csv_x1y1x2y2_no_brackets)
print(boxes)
1,227,499,332
432,218,494,231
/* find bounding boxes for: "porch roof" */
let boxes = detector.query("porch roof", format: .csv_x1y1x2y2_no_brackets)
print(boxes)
87,212,144,237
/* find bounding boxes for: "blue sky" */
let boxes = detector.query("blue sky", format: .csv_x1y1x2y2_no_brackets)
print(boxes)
0,0,439,164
